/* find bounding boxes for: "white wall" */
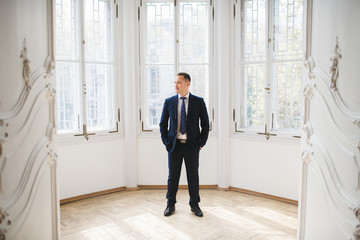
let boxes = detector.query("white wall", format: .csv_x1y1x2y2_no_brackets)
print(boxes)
231,138,301,200
58,139,125,199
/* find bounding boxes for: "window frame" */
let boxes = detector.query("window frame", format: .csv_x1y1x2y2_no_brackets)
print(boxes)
54,0,122,142
138,0,215,134
232,0,305,140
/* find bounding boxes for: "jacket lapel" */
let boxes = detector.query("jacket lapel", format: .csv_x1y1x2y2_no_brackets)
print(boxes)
172,95,178,122
187,93,193,120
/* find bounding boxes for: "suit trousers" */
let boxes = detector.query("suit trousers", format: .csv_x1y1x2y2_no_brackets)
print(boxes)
166,140,200,208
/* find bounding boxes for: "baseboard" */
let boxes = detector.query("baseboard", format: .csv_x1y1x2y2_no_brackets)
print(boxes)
60,187,127,205
230,186,298,205
60,185,298,206
138,185,218,189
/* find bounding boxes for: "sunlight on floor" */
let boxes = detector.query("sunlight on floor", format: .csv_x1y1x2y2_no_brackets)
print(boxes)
124,213,192,240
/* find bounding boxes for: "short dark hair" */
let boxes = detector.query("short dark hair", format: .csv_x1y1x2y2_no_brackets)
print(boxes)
176,72,191,82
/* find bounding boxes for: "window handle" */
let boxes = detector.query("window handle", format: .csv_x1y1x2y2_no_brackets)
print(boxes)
74,124,96,140
257,124,276,140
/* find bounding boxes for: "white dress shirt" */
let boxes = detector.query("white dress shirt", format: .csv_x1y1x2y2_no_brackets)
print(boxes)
176,92,189,140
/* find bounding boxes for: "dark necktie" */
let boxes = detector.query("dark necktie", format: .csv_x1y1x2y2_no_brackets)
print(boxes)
180,97,186,134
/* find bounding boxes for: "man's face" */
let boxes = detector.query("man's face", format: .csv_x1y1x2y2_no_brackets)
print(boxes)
174,75,190,96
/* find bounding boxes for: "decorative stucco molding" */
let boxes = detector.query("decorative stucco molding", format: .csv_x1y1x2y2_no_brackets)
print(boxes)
44,56,55,79
329,36,342,90
0,207,11,240
20,39,31,90
303,82,316,100
304,56,315,80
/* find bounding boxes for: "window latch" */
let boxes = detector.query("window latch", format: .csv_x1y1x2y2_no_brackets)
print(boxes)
74,124,96,140
257,124,276,140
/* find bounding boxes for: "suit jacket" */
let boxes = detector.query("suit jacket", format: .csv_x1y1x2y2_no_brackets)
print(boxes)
159,93,210,153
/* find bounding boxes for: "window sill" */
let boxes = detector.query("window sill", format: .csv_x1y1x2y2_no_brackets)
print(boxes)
56,131,122,145
231,130,301,144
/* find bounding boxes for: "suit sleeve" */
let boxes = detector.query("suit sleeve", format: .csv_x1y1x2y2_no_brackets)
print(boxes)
199,98,210,148
159,100,170,146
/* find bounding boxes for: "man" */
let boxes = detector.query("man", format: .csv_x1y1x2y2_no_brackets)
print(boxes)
159,72,210,217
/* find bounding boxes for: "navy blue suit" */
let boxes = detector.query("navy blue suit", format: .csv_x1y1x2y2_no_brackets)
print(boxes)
159,93,209,207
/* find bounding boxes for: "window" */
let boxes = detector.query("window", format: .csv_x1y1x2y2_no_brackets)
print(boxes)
234,0,304,138
55,0,119,138
139,0,213,131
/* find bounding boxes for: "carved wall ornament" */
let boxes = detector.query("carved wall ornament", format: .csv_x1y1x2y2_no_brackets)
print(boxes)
0,207,10,240
355,207,360,221
354,224,360,240
303,83,316,100
301,149,313,164
304,56,315,80
20,39,32,90
329,36,342,90
46,85,56,101
353,120,360,129
45,56,55,78
47,149,58,166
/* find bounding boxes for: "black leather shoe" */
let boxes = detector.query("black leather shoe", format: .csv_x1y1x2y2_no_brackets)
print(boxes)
191,206,203,217
164,206,175,216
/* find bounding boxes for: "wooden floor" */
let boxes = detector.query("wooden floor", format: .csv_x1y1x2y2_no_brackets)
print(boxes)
60,189,298,240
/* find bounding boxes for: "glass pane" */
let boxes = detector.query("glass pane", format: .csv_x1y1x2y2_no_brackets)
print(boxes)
242,0,267,62
145,65,175,128
86,64,115,131
84,0,113,62
179,1,208,64
56,62,82,133
273,0,303,60
179,65,209,107
145,1,174,64
55,0,80,60
241,63,266,128
272,61,302,130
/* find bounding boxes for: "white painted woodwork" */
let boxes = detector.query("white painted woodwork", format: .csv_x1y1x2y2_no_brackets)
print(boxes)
298,0,360,239
215,0,231,189
122,0,139,189
0,0,59,239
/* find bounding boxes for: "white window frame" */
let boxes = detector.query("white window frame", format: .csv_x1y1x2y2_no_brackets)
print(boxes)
232,0,305,140
138,0,215,133
54,0,122,142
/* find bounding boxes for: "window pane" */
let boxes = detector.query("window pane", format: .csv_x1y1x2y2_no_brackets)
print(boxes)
272,61,302,130
145,2,174,64
55,0,80,60
179,1,208,64
273,0,303,60
56,62,82,133
179,65,209,107
84,0,113,62
241,64,266,128
242,0,267,62
145,65,175,128
86,64,115,131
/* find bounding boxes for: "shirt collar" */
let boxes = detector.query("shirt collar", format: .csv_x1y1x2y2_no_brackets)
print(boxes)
178,92,190,99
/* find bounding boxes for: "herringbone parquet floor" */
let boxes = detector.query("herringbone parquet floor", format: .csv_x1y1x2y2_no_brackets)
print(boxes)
60,189,297,240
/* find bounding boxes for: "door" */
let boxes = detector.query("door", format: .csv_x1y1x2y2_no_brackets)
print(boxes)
299,0,360,239
0,0,59,239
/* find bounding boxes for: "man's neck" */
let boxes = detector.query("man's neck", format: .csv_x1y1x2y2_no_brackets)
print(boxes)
179,92,189,97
